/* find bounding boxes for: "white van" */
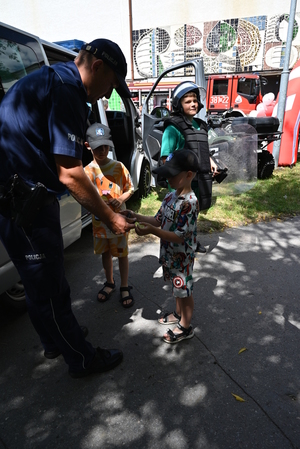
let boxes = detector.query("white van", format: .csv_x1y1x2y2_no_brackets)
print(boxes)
0,22,153,311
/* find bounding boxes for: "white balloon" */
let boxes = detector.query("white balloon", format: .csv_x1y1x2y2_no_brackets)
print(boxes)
263,92,275,102
256,103,265,111
263,98,272,105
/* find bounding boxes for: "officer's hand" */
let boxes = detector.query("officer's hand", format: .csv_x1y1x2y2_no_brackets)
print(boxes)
108,213,136,234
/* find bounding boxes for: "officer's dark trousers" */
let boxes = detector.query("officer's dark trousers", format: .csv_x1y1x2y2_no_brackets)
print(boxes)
0,200,95,373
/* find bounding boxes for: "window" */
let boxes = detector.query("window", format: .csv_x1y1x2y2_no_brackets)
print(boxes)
212,79,228,96
0,39,41,95
237,78,256,96
43,45,75,65
107,90,126,112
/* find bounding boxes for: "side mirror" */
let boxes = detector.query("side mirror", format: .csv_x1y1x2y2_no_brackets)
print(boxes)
254,79,260,97
248,95,257,104
150,107,170,118
261,77,268,86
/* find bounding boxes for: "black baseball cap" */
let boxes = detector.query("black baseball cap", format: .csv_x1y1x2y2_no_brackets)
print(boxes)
81,39,131,98
86,123,113,150
152,149,200,177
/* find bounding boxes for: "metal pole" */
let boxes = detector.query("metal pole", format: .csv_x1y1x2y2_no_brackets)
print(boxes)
272,0,298,167
128,0,135,81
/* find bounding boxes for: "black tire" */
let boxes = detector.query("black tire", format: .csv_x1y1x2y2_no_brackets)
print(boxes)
138,159,151,198
257,150,275,179
0,281,27,313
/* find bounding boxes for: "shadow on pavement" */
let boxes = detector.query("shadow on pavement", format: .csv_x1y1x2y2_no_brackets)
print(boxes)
0,220,300,448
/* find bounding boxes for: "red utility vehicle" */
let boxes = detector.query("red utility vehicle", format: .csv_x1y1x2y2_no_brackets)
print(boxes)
206,74,262,117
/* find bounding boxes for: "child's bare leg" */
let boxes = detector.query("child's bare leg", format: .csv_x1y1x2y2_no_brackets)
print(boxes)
176,297,182,317
179,294,194,329
102,250,114,283
97,250,114,301
119,256,129,288
158,297,181,324
163,294,194,341
118,256,133,306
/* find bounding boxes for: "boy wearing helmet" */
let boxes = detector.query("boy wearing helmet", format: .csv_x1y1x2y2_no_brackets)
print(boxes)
160,81,216,254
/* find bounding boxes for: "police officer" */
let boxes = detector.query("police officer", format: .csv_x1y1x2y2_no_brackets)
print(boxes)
0,39,135,378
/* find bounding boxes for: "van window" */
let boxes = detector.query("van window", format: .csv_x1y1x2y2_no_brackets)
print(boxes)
42,45,75,65
0,38,41,96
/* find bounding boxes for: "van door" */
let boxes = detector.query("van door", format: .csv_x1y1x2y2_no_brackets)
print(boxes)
0,23,86,248
0,23,87,309
0,24,47,308
103,91,151,198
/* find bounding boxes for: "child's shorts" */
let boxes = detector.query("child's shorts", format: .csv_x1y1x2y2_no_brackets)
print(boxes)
94,234,129,258
162,261,194,298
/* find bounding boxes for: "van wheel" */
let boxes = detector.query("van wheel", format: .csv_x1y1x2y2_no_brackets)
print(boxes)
0,282,27,313
139,160,151,198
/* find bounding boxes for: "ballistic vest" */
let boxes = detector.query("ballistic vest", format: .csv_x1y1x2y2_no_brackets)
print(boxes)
164,115,211,173
163,114,212,211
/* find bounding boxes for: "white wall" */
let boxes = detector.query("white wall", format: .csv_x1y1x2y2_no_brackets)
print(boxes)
1,0,299,77
132,0,298,27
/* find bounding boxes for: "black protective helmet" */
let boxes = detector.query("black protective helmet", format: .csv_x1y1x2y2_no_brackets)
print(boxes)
172,81,204,113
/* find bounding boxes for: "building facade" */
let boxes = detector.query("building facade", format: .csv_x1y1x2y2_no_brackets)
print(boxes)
1,0,300,81
132,14,300,79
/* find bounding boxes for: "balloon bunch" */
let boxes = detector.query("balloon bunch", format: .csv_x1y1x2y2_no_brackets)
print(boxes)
249,93,276,117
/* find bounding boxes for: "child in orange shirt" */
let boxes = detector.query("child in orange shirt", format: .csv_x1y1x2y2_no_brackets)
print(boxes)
84,123,134,308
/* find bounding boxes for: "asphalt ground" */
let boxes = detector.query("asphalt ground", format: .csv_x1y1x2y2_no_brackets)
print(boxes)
0,217,300,449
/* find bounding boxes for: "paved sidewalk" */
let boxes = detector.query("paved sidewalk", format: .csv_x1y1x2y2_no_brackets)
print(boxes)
0,218,300,448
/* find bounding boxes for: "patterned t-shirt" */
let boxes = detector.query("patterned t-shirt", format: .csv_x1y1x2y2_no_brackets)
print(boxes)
84,159,134,239
155,190,199,270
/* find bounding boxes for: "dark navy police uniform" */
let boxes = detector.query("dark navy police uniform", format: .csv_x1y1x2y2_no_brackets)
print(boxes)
0,62,96,373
